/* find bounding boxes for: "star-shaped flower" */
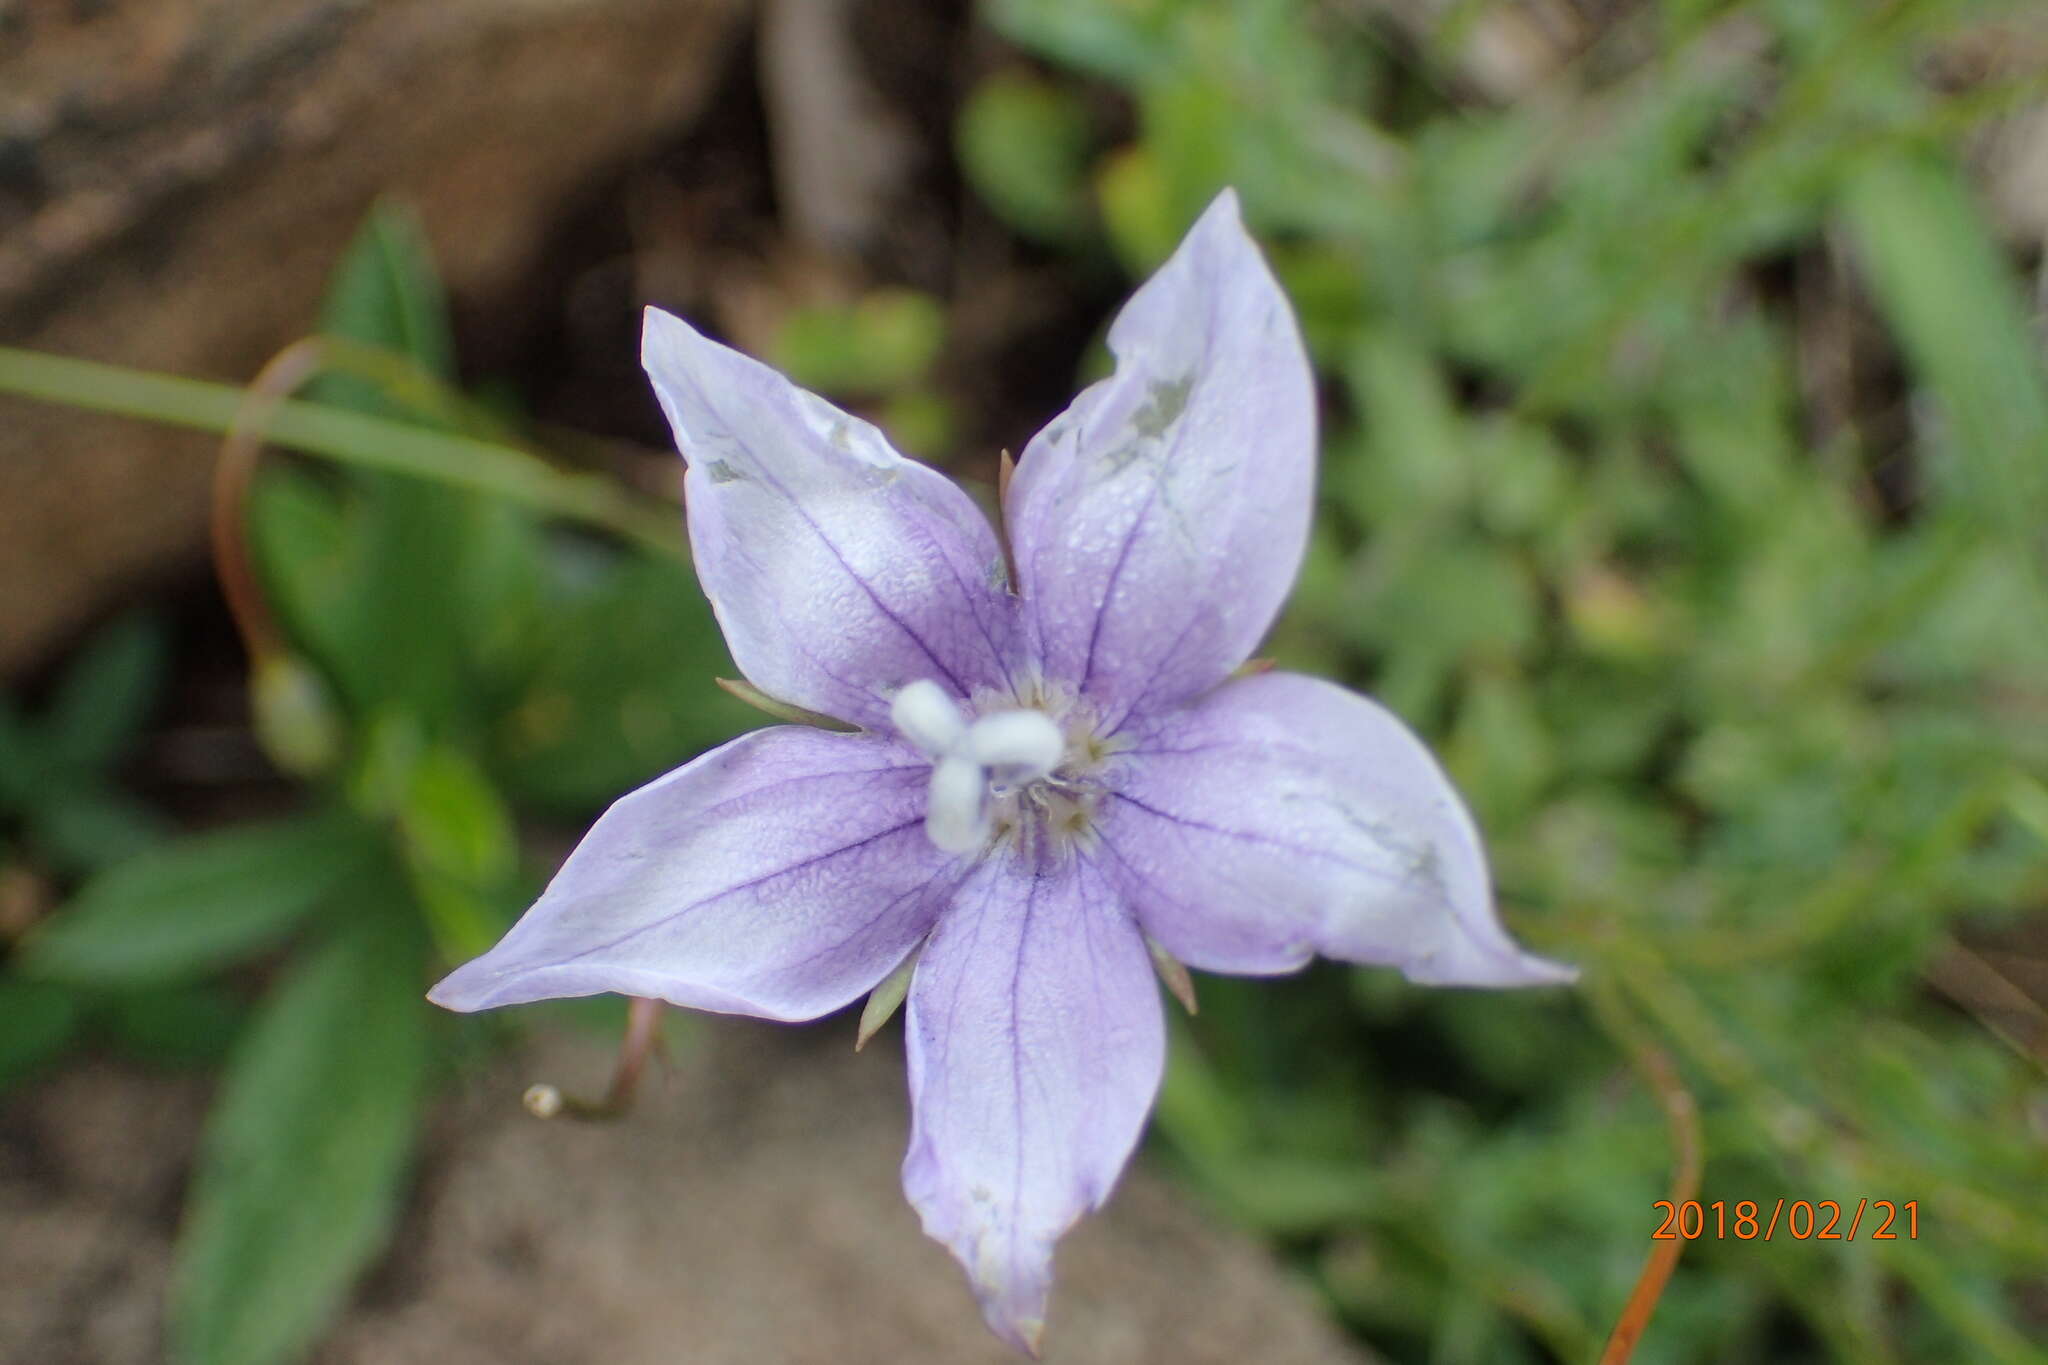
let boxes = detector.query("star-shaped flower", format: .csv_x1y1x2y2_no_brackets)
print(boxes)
431,190,1573,1354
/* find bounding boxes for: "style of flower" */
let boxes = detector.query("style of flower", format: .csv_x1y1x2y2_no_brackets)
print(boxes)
430,190,1573,1355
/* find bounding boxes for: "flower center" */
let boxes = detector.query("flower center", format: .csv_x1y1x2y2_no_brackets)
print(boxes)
890,680,1113,858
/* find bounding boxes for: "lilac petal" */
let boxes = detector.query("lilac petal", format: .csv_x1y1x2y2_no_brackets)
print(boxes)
1103,672,1576,988
644,308,1018,732
1006,190,1316,730
429,726,961,1019
901,852,1164,1354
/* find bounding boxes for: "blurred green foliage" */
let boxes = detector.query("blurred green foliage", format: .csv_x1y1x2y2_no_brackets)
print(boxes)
4,205,752,1365
0,612,250,1088
770,286,958,455
0,612,168,875
962,1,2048,1362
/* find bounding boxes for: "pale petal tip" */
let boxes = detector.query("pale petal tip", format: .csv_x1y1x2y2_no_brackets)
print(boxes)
1188,185,1255,250
1406,936,1580,990
639,305,716,398
973,1272,1050,1359
996,1314,1045,1360
639,306,700,420
1455,908,1581,988
424,961,492,1012
1201,184,1243,222
426,950,541,1013
908,1175,1058,1358
1483,953,1580,989
1522,953,1581,987
639,301,688,345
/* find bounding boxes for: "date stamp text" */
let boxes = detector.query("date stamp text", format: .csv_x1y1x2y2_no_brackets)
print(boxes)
1651,1199,1918,1242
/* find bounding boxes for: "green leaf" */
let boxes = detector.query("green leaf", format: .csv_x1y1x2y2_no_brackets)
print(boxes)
493,553,753,812
45,612,167,772
877,387,956,458
1154,1024,1255,1164
1842,152,2048,537
1137,73,1233,228
771,289,947,397
984,0,1177,84
171,908,427,1365
27,785,167,873
0,696,38,806
21,811,376,986
0,978,81,1087
323,482,479,727
396,745,520,963
97,984,247,1067
1446,671,1556,828
399,747,515,888
312,200,455,415
1095,144,1182,275
249,466,355,690
957,71,1096,243
1358,539,1541,671
1342,332,1471,521
297,199,544,726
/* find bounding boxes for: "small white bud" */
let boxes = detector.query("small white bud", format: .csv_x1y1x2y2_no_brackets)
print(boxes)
891,679,968,757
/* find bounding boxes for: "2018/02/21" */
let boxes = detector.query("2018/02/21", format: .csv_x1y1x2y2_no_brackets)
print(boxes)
1651,1199,1919,1242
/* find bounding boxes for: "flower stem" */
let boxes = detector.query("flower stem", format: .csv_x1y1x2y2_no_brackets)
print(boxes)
1592,980,1703,1365
212,339,328,664
522,996,666,1122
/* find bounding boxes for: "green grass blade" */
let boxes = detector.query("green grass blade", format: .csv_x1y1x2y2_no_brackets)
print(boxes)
1842,152,2048,537
0,346,682,556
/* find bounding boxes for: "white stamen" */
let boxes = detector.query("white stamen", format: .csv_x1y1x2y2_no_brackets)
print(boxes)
891,680,967,757
962,710,1065,783
925,754,991,854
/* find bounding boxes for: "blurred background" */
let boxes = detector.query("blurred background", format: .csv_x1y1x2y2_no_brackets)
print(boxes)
2,1,2045,1362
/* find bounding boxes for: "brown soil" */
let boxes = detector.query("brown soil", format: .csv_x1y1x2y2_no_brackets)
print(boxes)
1,1021,1376,1365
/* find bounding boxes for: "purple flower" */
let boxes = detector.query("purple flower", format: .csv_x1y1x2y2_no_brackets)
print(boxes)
430,190,1573,1354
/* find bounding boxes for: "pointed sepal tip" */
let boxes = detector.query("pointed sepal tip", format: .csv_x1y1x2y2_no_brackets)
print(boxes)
856,945,922,1051
1144,933,1199,1015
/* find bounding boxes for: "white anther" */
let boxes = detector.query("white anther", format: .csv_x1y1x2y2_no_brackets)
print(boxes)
926,754,992,855
963,710,1065,783
891,680,967,757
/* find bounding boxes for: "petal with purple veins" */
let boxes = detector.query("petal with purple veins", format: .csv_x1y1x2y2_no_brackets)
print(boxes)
901,852,1164,1354
1005,190,1317,731
430,725,961,1019
645,308,1019,732
1102,671,1576,988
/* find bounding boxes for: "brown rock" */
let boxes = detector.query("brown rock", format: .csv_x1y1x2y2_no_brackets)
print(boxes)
0,1023,1374,1364
327,1023,1373,1364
